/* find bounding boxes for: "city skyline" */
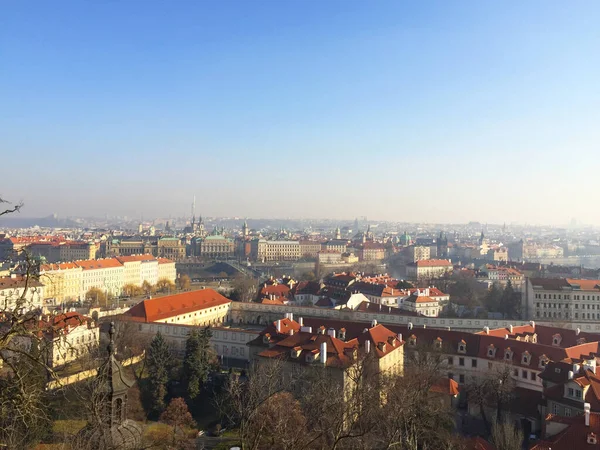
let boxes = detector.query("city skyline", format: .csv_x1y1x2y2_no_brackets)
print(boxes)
2,1,599,224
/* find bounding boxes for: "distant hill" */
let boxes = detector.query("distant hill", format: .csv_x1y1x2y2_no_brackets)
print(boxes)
0,215,80,228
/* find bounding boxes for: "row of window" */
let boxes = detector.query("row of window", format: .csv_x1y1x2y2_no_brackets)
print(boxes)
536,311,599,320
537,302,598,310
536,293,600,301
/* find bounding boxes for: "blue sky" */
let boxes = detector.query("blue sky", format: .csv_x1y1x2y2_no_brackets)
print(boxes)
1,1,599,224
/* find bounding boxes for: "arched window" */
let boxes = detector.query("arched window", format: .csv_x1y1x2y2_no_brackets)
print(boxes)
115,398,123,423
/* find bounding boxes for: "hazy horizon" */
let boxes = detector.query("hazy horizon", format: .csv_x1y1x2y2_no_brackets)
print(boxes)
2,1,599,225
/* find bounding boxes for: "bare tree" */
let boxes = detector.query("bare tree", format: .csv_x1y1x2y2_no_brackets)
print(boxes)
0,195,23,217
231,273,257,303
465,362,516,434
372,344,458,450
490,418,524,450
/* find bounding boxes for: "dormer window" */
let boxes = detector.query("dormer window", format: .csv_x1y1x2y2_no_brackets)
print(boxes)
552,334,562,346
505,348,513,361
458,340,466,354
532,334,538,343
539,355,549,369
577,338,586,345
588,433,597,445
435,337,443,349
377,342,387,353
262,333,271,344
487,345,497,358
522,351,531,365
409,335,417,346
291,346,302,359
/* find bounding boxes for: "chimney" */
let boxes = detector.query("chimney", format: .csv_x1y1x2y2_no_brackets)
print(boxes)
574,363,581,374
585,403,591,426
568,370,574,380
484,326,490,334
320,342,327,365
505,334,509,340
509,324,513,334
397,333,403,342
371,319,378,327
299,317,304,327
301,326,312,333
289,313,293,322
276,320,281,333
530,320,535,330
577,328,581,336
289,329,294,336
327,328,336,338
365,340,371,354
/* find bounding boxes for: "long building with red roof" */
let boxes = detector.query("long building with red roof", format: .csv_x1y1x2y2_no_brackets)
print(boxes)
123,289,231,325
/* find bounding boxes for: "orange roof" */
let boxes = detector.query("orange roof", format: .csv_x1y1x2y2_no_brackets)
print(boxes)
157,257,174,264
124,289,231,322
76,258,123,270
40,262,81,271
430,377,460,396
415,259,452,267
116,254,157,263
566,279,600,291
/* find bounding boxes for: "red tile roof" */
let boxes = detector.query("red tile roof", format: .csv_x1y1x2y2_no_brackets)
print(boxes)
530,412,600,450
124,289,230,322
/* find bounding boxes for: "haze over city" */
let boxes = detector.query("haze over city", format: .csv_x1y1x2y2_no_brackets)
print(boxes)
2,0,599,224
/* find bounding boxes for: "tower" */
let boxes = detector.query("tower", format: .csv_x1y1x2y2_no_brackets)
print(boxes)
335,226,341,240
242,220,249,237
479,230,485,246
437,231,448,258
77,322,141,448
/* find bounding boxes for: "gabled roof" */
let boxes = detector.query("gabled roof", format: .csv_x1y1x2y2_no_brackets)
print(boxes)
124,289,230,322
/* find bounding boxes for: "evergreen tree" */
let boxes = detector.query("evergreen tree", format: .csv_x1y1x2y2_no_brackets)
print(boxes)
146,331,172,414
484,283,503,313
501,281,520,319
183,327,212,399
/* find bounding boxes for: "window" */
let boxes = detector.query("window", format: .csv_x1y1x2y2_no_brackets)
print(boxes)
448,357,454,365
552,403,559,415
576,390,582,399
568,388,574,397
565,407,572,417
472,359,477,368
513,369,518,377
459,374,465,384
459,358,465,366
530,372,536,381
522,370,527,379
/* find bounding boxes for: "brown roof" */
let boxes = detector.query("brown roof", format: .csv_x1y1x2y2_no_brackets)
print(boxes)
0,276,44,289
124,289,230,322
